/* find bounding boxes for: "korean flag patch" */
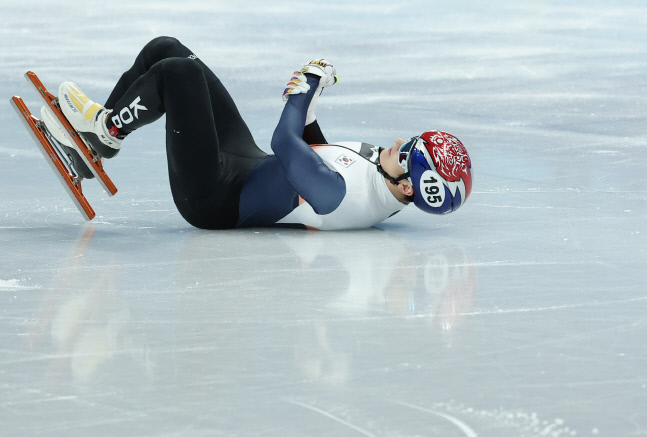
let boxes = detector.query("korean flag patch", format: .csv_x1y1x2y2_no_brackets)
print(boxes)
335,154,355,168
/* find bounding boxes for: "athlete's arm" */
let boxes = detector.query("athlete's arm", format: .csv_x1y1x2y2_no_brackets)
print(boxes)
281,61,332,145
271,74,345,214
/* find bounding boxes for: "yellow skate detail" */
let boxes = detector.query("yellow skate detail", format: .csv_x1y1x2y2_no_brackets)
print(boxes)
68,84,101,121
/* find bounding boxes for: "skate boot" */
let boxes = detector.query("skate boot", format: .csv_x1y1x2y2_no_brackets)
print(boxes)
40,106,95,179
58,82,122,159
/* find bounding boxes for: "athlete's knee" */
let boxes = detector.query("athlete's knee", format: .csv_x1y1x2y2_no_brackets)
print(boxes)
159,56,203,79
140,36,186,65
148,36,182,50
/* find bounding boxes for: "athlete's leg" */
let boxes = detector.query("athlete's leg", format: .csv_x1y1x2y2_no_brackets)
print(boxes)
106,36,265,161
110,57,247,227
105,36,194,108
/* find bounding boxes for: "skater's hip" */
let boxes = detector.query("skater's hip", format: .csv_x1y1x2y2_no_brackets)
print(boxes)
171,153,268,230
173,187,241,230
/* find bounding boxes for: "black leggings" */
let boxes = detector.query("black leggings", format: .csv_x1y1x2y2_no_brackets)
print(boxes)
105,36,267,229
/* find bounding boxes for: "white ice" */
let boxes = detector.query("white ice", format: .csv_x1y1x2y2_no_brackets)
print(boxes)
1,1,646,436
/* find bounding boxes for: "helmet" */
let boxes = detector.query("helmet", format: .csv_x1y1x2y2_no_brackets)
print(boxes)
400,131,472,215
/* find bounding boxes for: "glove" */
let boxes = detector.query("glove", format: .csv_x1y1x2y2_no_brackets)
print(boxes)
282,70,310,104
282,59,339,125
282,59,339,103
300,59,338,88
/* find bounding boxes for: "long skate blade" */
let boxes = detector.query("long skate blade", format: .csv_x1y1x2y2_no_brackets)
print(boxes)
24,71,117,196
11,96,95,221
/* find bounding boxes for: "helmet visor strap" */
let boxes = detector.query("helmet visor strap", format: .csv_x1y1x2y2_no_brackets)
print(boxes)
376,147,411,186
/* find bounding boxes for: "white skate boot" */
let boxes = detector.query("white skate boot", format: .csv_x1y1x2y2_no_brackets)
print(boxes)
40,106,95,179
58,82,122,158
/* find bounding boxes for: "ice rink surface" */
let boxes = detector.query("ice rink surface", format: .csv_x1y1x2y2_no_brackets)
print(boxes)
1,1,646,436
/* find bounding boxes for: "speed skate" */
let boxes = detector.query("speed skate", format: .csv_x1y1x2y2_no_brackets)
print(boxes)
10,71,117,221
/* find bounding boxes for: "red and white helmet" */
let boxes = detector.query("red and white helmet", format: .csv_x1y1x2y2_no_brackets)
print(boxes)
399,131,473,215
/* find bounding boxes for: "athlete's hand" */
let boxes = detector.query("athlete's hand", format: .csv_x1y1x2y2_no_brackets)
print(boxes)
300,59,339,88
282,59,338,103
282,59,338,125
282,70,310,103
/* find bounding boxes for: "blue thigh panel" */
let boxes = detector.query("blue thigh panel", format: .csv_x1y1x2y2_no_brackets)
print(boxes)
236,156,301,228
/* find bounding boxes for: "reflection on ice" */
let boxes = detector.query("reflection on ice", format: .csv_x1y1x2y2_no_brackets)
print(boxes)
178,228,478,332
423,247,477,332
27,224,478,389
276,230,477,332
27,225,154,387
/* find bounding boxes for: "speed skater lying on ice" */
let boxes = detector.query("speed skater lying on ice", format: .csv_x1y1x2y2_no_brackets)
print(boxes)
45,36,473,230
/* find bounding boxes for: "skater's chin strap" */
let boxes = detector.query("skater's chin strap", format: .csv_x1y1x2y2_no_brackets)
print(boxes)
376,147,410,185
